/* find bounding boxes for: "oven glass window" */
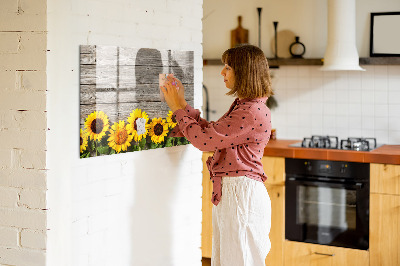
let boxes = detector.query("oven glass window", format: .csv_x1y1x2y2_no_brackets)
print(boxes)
297,186,356,230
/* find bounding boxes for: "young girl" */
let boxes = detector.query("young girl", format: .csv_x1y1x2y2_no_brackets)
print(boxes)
161,44,273,266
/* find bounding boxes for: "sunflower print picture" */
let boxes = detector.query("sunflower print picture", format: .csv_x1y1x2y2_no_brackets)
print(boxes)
80,129,88,153
79,45,194,158
85,111,110,141
166,111,178,128
148,118,169,144
108,120,134,153
127,109,149,142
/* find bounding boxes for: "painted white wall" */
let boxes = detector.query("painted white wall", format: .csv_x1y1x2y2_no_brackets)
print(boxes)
204,64,400,145
203,0,400,58
203,0,400,145
46,0,203,265
270,65,400,144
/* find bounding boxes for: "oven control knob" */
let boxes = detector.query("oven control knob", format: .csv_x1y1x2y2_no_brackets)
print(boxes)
304,162,312,171
340,164,347,174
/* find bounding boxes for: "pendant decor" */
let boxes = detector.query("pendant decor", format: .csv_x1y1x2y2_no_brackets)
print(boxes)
79,45,194,158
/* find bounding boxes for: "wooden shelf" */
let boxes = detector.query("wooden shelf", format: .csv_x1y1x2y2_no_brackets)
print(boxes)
203,57,400,67
203,58,323,67
268,58,322,67
359,57,400,65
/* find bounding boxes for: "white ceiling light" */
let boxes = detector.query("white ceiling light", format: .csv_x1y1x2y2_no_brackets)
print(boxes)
320,0,365,71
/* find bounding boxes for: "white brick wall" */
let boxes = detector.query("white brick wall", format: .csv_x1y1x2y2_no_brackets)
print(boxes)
0,0,48,265
21,229,47,250
46,0,203,266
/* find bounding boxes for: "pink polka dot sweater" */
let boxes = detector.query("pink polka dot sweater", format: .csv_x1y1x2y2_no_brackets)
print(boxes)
172,97,272,206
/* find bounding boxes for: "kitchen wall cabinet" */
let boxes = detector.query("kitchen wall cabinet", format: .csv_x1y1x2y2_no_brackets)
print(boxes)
370,163,400,266
284,241,369,266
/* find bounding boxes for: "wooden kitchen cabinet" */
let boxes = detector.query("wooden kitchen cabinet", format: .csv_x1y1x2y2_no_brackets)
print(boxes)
370,193,400,266
370,163,400,266
264,184,285,266
202,152,213,258
262,156,285,266
370,163,400,195
284,241,369,266
201,154,286,265
261,156,285,186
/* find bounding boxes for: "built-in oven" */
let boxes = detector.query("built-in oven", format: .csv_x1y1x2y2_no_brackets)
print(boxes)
285,158,369,250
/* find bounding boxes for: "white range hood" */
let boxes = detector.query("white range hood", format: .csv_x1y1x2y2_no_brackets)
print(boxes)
320,0,365,71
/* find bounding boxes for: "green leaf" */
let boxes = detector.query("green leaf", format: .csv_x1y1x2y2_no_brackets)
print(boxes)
165,137,173,145
97,145,110,155
132,145,140,151
149,142,159,149
80,152,90,159
90,140,95,151
139,138,147,149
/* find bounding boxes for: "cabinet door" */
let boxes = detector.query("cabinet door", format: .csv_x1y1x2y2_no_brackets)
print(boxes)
261,156,285,185
265,185,284,266
370,163,400,195
370,193,400,266
202,152,213,258
284,241,369,266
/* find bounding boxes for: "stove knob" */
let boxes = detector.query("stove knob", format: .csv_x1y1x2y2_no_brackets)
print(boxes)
305,162,312,171
340,164,347,174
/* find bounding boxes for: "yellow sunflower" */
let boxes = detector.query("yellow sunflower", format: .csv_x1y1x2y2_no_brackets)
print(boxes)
127,109,149,142
148,118,169,144
166,111,177,128
107,120,134,153
80,128,88,153
84,111,110,141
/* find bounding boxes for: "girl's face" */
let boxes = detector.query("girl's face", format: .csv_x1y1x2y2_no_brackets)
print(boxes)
220,64,235,89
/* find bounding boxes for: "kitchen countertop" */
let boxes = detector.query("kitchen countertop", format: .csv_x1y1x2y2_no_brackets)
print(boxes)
263,139,400,165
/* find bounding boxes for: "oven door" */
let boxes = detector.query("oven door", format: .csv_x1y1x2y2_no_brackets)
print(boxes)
285,177,369,250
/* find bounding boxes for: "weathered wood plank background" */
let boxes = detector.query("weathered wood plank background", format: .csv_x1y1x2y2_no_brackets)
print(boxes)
80,45,194,126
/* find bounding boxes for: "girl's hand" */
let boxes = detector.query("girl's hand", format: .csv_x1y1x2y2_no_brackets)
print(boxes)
160,77,185,113
173,77,187,108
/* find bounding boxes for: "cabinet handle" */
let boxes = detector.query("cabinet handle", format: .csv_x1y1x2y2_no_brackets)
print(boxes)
314,252,335,257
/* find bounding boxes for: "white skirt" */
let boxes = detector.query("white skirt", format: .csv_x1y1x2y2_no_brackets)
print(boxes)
212,176,271,266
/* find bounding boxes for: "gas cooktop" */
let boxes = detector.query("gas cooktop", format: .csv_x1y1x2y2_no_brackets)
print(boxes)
289,135,383,151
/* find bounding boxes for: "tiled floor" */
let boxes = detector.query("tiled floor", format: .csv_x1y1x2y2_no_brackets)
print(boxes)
202,257,211,266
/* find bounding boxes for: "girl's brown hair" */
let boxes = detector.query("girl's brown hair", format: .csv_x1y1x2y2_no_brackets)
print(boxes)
221,44,273,99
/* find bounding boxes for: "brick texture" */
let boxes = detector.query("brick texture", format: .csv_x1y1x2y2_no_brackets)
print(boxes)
0,0,47,264
0,227,19,247
21,229,46,249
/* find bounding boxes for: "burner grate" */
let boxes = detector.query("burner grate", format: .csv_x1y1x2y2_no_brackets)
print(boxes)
301,135,339,149
340,137,377,151
296,136,378,151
